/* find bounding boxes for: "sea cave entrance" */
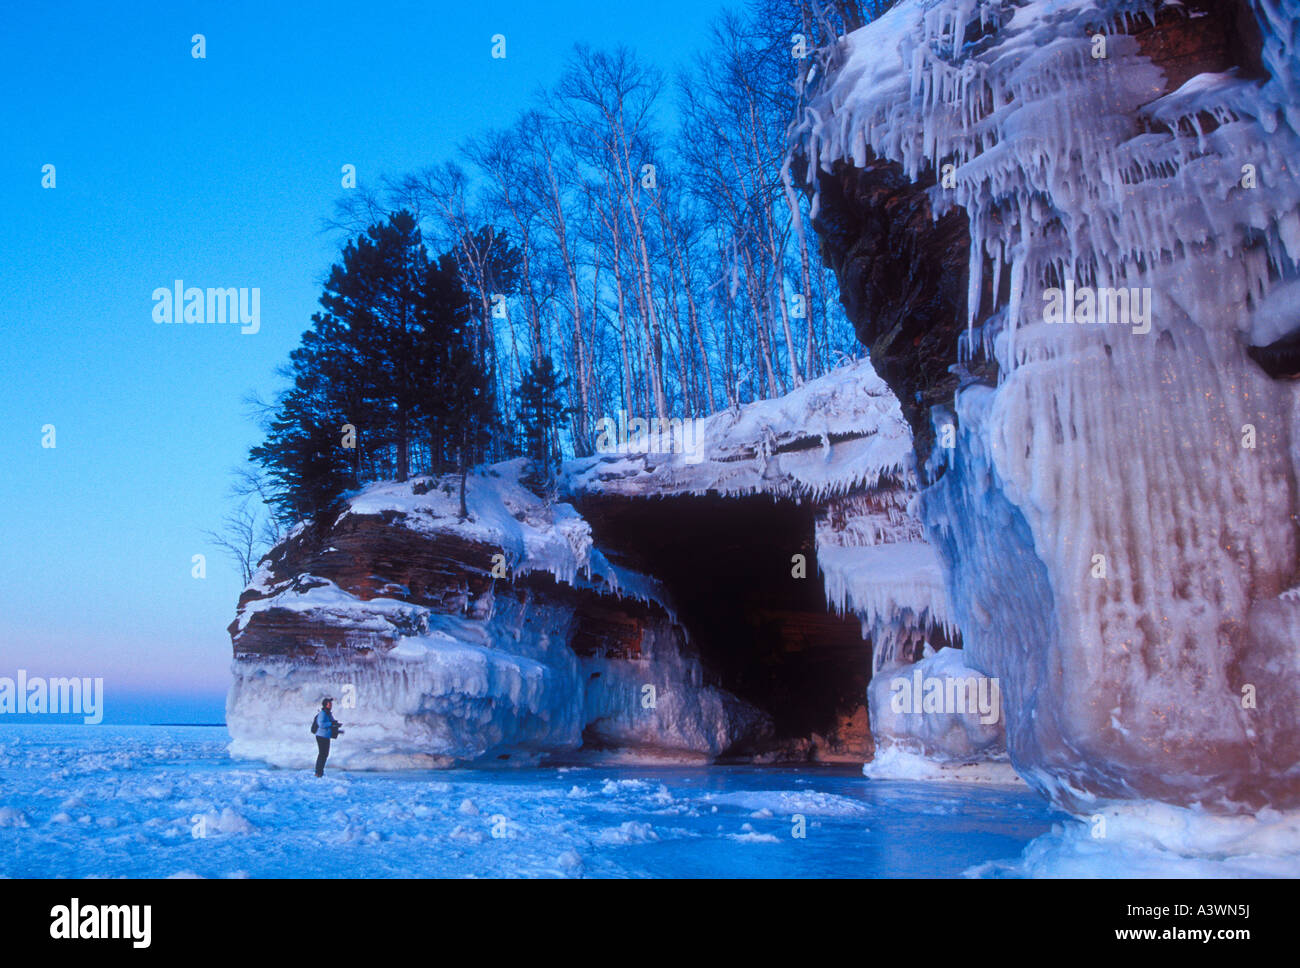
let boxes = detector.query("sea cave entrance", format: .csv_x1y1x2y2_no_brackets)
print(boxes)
575,492,877,761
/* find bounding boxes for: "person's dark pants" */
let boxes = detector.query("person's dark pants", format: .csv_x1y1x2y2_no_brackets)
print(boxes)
315,736,331,777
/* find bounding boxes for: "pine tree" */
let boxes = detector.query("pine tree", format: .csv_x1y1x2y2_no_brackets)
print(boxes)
252,213,438,521
249,382,355,526
412,253,474,474
516,355,571,483
316,211,435,483
251,217,504,525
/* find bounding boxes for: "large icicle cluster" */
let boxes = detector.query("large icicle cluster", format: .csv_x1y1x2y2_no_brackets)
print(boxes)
815,492,954,671
804,0,1300,367
802,0,1300,812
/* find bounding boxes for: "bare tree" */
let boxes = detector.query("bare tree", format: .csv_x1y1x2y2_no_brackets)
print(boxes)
204,467,283,585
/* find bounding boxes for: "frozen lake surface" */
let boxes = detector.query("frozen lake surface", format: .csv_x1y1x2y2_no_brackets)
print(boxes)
0,725,1065,878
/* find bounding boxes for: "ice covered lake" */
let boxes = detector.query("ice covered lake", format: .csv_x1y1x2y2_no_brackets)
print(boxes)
0,725,1066,878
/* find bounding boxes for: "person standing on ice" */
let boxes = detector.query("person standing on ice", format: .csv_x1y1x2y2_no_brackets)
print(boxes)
312,697,341,777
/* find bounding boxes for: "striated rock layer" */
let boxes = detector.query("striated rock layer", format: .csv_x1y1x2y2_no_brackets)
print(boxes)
228,464,773,769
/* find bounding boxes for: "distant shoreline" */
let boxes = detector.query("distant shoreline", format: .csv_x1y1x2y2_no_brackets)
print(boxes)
150,723,227,728
0,721,228,728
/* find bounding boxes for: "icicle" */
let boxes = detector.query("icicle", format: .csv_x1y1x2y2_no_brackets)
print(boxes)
990,240,1004,320
1005,237,1027,373
966,230,984,355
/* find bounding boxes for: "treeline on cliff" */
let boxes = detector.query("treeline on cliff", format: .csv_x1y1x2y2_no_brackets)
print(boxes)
242,0,891,538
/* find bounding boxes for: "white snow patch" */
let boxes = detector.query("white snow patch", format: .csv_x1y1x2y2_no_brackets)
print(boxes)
864,746,1025,785
972,802,1300,877
565,357,914,501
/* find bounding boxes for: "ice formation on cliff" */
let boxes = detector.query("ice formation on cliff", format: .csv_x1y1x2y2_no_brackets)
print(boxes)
229,598,586,769
581,622,774,758
816,494,954,670
801,0,1300,811
228,462,770,769
867,645,1006,763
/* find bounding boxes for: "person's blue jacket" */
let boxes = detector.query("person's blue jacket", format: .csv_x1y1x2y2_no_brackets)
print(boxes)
315,706,339,739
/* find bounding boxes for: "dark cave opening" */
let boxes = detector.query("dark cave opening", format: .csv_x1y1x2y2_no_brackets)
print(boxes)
575,492,874,758
1247,327,1300,380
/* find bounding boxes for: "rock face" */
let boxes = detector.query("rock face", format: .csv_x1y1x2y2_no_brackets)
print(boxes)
812,160,975,466
227,466,773,769
800,0,1300,811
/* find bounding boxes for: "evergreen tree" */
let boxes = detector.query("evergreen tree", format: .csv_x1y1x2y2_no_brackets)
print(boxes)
441,252,495,517
315,210,435,483
516,355,571,482
251,218,498,525
412,253,474,472
249,381,355,526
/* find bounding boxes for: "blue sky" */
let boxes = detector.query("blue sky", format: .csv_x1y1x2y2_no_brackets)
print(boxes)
0,0,732,723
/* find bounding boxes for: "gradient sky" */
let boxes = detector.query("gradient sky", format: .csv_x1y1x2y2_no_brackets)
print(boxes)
0,0,732,723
